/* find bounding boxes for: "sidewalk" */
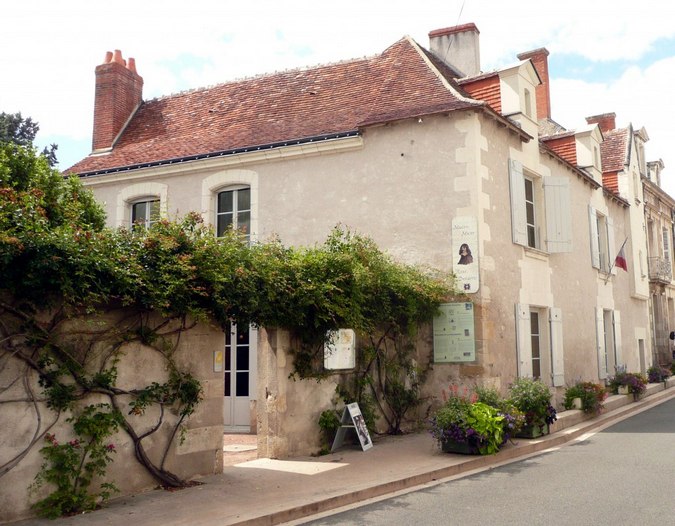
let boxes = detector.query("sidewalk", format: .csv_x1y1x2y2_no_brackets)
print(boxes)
13,383,675,526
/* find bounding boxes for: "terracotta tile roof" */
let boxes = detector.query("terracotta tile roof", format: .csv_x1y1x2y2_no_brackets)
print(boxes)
600,128,628,195
540,133,577,165
68,37,482,175
601,128,628,173
603,171,620,193
457,73,501,113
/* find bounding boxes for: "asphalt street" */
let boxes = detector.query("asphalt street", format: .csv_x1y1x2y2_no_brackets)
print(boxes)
299,397,675,526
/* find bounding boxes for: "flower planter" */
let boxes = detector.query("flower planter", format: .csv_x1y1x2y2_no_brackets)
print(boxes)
441,438,478,455
572,397,583,410
618,385,630,395
515,423,549,439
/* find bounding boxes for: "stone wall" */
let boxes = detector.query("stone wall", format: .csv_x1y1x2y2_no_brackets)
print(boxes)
0,310,224,523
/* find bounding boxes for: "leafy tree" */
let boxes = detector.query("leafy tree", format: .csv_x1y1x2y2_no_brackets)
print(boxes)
0,111,58,166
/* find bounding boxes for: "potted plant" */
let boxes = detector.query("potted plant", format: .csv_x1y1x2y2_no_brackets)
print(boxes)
563,382,607,414
508,378,557,438
608,371,648,400
647,365,672,384
429,394,505,455
474,386,526,443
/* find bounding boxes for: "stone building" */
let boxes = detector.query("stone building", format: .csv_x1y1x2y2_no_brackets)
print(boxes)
67,23,659,456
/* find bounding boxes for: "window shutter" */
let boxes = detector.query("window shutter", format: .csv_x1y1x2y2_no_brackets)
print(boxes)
509,160,528,246
596,307,607,379
612,311,622,372
544,177,572,253
515,303,533,377
549,308,565,386
606,216,616,274
588,206,600,269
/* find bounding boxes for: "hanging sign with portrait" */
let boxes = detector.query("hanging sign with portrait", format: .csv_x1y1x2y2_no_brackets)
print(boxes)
452,216,479,293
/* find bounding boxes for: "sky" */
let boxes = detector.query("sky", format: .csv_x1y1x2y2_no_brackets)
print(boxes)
3,0,675,195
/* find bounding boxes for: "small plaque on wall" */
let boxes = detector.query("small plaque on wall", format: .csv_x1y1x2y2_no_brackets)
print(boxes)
433,302,476,363
213,350,224,372
324,329,356,370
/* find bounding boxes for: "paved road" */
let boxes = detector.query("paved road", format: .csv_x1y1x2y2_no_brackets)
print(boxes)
298,398,675,526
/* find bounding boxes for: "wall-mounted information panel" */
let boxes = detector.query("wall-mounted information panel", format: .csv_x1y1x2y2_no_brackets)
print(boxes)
433,302,475,363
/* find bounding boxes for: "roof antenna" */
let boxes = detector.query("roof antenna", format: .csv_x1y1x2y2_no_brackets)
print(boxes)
442,0,467,63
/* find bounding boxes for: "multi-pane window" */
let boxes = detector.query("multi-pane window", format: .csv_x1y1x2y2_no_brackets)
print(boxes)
524,178,537,248
509,159,572,253
131,199,159,230
217,187,251,242
588,207,615,273
596,214,609,270
530,311,541,379
516,304,563,384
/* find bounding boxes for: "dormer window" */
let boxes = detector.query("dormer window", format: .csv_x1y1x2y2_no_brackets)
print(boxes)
524,88,532,119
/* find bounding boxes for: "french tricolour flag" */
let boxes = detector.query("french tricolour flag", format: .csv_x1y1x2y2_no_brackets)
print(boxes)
615,241,628,272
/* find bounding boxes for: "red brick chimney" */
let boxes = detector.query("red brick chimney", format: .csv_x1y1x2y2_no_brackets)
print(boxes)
92,50,143,152
586,112,616,133
517,48,550,120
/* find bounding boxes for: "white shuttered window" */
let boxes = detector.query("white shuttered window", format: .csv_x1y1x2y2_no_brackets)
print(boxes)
509,159,571,252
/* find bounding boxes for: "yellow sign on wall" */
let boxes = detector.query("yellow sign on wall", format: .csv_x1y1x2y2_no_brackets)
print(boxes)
213,350,224,372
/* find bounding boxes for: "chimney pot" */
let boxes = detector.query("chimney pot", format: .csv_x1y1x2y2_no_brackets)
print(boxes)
127,57,137,74
103,51,113,64
113,49,125,66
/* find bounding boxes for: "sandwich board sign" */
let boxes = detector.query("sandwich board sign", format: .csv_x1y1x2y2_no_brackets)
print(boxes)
330,402,373,452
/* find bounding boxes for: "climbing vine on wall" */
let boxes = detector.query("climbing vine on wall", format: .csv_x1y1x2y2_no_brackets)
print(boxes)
1,144,456,515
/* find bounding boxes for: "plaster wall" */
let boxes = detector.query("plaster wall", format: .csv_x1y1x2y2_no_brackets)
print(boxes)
80,109,651,457
0,311,224,523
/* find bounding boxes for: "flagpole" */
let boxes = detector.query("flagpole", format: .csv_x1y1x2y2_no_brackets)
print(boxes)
604,237,628,284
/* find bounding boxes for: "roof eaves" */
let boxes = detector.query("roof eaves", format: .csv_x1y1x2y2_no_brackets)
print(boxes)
603,187,630,208
358,104,532,143
643,177,675,207
539,142,601,189
75,130,360,178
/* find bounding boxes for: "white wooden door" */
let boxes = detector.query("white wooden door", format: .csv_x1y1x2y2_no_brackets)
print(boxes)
224,325,257,431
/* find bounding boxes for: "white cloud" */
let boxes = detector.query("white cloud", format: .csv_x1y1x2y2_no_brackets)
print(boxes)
3,0,675,194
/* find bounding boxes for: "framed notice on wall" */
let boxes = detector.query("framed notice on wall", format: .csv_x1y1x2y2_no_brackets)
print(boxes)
433,302,475,363
324,329,356,370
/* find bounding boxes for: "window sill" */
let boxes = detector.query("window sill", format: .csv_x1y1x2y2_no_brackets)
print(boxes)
524,246,549,261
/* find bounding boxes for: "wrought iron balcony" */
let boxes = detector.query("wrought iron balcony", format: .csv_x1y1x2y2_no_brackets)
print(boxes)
648,256,672,283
